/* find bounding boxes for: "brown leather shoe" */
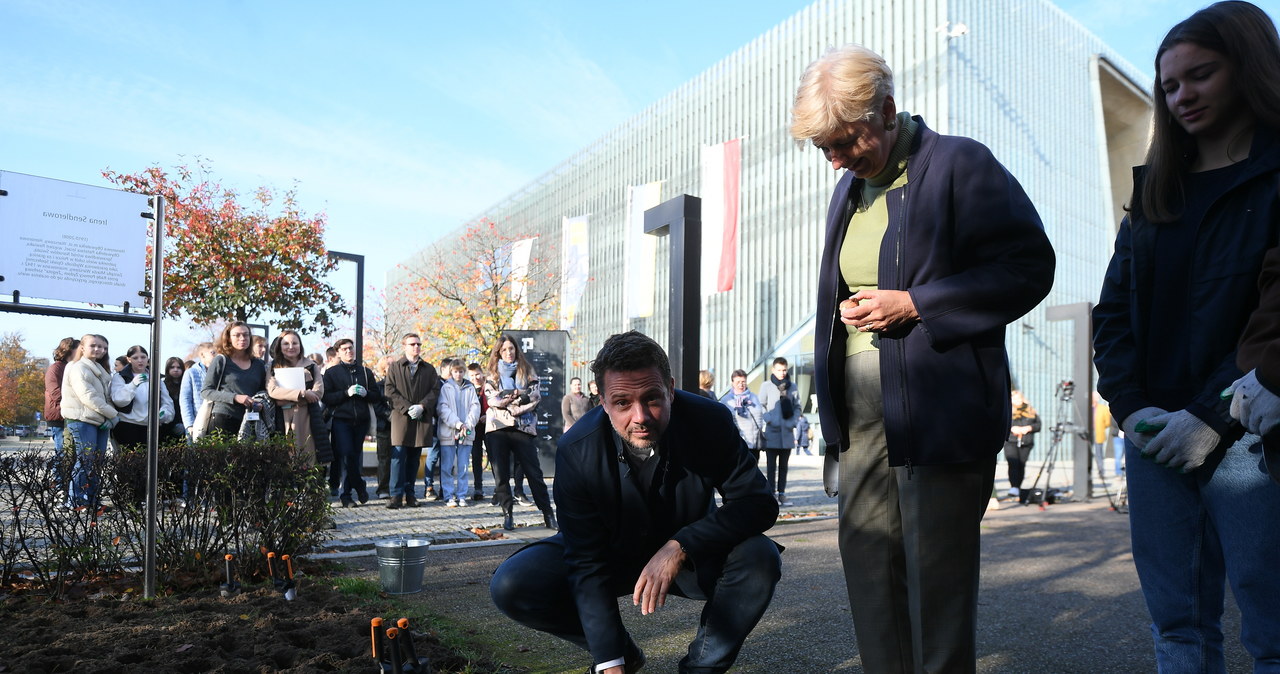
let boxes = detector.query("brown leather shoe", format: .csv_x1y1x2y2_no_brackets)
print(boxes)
387,496,403,510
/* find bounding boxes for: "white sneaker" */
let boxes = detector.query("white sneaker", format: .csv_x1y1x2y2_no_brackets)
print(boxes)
456,498,470,508
445,499,458,508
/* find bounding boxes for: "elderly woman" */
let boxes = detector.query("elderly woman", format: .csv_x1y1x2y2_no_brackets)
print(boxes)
791,44,1054,671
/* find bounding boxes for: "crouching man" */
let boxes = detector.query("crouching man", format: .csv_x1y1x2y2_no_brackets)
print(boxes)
490,331,782,673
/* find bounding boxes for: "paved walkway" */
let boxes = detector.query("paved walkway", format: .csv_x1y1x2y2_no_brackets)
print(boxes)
323,452,846,554
319,451,1125,556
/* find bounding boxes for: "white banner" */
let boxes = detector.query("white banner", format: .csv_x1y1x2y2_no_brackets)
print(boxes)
509,236,536,329
0,170,150,307
624,182,662,320
560,215,589,329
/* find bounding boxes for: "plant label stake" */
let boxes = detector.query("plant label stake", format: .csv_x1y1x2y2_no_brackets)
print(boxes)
219,554,241,598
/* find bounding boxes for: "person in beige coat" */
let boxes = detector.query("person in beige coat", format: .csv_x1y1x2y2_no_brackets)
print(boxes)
60,334,118,509
383,333,440,509
267,330,325,468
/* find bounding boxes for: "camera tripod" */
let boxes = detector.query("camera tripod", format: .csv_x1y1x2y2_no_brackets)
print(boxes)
1022,380,1081,510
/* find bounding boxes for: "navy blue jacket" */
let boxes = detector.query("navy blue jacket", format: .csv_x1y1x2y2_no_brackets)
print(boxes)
552,391,778,665
1093,126,1280,435
815,117,1055,467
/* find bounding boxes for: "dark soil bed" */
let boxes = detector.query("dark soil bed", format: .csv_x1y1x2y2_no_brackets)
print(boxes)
0,577,504,673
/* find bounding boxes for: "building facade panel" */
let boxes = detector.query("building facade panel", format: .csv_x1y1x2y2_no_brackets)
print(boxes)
394,0,1151,434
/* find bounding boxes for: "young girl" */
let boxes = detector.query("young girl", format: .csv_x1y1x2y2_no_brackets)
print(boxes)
1093,1,1280,665
436,361,481,507
162,356,186,439
109,345,176,449
60,334,116,509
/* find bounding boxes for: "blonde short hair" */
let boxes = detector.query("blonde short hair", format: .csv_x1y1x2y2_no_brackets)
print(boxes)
790,44,894,144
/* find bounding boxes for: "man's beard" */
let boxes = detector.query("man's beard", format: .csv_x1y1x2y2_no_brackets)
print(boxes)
621,429,657,463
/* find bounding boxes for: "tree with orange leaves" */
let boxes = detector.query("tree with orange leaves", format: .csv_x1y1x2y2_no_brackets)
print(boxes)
0,333,46,426
102,160,348,335
395,219,560,358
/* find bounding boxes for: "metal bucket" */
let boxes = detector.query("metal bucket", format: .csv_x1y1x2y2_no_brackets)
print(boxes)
375,539,431,594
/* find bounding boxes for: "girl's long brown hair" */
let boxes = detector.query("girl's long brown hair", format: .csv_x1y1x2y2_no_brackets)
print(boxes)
1139,1,1280,222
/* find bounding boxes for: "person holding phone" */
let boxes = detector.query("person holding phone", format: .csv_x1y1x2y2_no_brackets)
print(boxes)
484,334,555,531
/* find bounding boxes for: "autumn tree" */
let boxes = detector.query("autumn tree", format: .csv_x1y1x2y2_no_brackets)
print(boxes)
324,284,416,366
102,160,348,335
0,333,48,426
396,219,561,359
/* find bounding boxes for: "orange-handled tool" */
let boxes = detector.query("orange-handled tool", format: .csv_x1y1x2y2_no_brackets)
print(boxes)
370,617,383,661
396,618,424,672
386,627,403,673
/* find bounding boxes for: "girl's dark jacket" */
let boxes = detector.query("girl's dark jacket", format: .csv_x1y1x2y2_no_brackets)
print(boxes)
1094,126,1280,437
815,116,1055,468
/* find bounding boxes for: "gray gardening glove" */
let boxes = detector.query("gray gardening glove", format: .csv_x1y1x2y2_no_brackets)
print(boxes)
1136,409,1220,472
1225,369,1280,436
1121,406,1168,451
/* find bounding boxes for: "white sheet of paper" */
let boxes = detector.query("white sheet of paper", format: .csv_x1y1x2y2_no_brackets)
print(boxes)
275,367,306,391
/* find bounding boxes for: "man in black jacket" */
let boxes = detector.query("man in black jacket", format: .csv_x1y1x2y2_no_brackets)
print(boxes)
490,331,781,674
321,339,383,508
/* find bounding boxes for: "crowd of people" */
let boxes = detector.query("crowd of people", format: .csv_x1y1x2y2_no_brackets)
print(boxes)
41,325,574,531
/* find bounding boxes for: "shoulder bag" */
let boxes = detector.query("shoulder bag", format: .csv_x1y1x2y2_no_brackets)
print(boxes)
190,356,226,442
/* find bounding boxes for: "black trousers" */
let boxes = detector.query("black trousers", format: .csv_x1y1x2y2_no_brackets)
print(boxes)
763,447,790,494
1004,442,1033,491
471,436,487,492
111,421,148,449
486,429,550,512
209,411,244,439
491,534,781,673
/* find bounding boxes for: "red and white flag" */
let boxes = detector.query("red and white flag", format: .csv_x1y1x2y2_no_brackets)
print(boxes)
700,138,741,296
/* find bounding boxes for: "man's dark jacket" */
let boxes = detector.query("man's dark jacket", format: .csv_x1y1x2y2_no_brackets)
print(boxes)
553,390,778,665
815,116,1055,467
384,357,439,446
321,362,383,426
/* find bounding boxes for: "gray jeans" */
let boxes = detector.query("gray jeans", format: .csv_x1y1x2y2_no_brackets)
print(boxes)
836,350,995,673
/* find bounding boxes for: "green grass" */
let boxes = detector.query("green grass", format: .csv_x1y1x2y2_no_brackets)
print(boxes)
332,575,382,601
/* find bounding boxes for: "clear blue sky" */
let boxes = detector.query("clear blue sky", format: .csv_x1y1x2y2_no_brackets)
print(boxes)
2,0,1275,359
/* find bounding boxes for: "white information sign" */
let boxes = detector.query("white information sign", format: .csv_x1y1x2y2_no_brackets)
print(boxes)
0,170,151,307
